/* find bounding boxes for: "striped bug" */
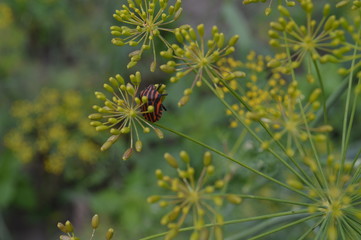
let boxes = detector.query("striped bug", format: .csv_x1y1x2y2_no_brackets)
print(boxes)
139,85,167,122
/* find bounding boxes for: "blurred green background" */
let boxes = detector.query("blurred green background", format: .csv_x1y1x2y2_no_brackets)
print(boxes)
1,0,359,239
0,0,257,239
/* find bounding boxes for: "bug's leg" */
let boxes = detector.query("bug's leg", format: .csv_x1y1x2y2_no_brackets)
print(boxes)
161,104,167,111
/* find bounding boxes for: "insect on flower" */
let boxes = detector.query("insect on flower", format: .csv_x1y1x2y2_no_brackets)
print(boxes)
139,85,167,122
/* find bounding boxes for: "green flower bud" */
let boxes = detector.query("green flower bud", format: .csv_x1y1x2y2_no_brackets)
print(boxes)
336,0,349,8
278,5,290,17
227,194,242,204
160,64,176,73
65,221,73,233
126,83,135,96
111,38,125,46
287,178,304,189
91,214,99,229
207,165,215,174
57,222,67,233
268,30,279,38
158,180,168,188
309,88,321,103
174,8,183,21
270,22,284,31
164,153,178,168
135,140,142,152
147,195,161,203
174,0,182,12
203,151,212,166
197,24,204,37
106,228,114,240
96,125,109,131
265,7,271,16
178,95,190,107
179,151,190,163
214,226,223,240
324,15,336,31
90,121,102,126
225,46,235,55
154,128,164,139
95,91,106,100
215,180,224,188
122,148,133,160
120,127,130,134
175,29,184,43
103,84,115,93
160,48,173,58
155,169,163,179
190,231,200,240
101,135,119,151
127,61,138,69
323,4,330,16
217,33,225,48
115,74,124,85
88,113,102,120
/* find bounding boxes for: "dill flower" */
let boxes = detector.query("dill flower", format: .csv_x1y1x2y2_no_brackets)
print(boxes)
291,152,361,239
219,51,288,127
336,15,361,75
111,0,183,71
218,52,332,152
268,3,345,73
246,81,332,153
4,88,100,175
147,151,242,239
160,24,242,106
89,72,165,160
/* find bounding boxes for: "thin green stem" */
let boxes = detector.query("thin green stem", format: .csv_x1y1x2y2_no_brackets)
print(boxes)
139,209,311,240
226,214,309,240
350,147,361,184
297,217,324,240
314,214,330,240
248,212,323,240
229,128,247,157
298,100,328,190
312,59,330,155
338,25,361,184
236,194,314,207
312,76,349,127
154,122,316,201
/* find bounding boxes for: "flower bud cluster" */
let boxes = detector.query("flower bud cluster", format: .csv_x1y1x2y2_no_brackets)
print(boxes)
111,0,183,71
268,3,352,74
160,24,241,106
147,151,242,239
89,72,164,160
4,88,101,174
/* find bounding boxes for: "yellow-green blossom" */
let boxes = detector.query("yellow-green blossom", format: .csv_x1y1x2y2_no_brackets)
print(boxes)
160,24,242,106
4,88,100,174
89,72,165,160
148,151,242,239
269,3,344,73
111,0,182,71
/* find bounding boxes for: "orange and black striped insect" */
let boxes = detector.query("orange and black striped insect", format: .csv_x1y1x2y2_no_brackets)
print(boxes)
139,85,167,122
